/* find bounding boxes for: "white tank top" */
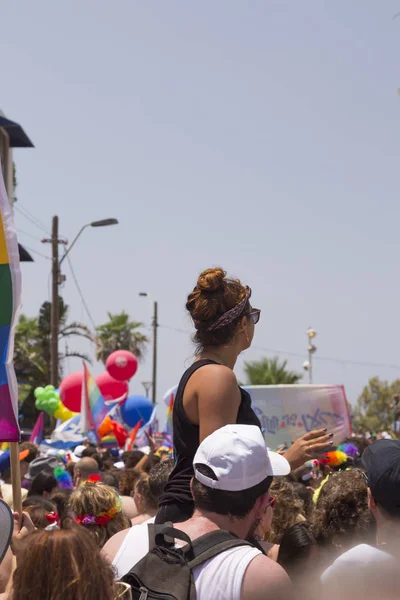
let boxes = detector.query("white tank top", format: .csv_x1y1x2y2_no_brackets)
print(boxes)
113,521,260,600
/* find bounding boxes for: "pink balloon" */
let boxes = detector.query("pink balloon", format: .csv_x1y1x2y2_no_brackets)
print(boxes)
96,371,129,402
106,350,138,381
59,371,83,413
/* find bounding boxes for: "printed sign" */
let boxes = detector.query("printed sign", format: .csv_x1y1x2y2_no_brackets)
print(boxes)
245,384,351,449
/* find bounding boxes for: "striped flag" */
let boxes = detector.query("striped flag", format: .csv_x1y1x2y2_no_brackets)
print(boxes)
30,411,44,445
0,161,21,442
79,362,110,439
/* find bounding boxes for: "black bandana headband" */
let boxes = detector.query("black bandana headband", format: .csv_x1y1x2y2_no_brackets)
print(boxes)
206,287,251,332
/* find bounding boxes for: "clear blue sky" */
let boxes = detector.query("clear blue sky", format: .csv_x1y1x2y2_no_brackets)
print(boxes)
2,1,400,423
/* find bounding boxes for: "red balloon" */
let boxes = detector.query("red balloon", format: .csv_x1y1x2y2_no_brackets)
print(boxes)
96,371,129,402
59,371,83,413
106,350,138,381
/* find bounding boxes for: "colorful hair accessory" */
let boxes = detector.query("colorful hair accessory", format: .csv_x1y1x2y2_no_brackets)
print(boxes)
87,474,102,483
320,450,348,467
75,499,122,527
54,465,73,489
206,287,251,331
45,512,59,526
338,443,359,458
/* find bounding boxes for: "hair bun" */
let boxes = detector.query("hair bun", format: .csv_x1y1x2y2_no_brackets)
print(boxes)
197,268,226,292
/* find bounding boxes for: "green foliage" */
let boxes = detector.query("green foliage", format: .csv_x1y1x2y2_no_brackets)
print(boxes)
95,311,149,364
244,356,303,385
14,298,93,422
352,377,400,432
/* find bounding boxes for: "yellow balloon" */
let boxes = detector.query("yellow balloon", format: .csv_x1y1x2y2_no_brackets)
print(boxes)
54,403,77,422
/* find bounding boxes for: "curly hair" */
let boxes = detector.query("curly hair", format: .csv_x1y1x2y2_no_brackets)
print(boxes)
69,482,130,548
312,469,375,550
263,478,306,543
186,268,250,352
119,468,140,496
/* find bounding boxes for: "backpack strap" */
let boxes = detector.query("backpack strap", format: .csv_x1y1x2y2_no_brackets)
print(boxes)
147,521,174,551
187,530,254,570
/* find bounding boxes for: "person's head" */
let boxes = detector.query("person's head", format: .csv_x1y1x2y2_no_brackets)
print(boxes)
312,469,375,552
69,482,130,548
27,471,58,498
75,457,100,484
191,424,290,539
263,478,306,543
123,450,144,468
362,439,400,526
119,468,140,496
186,268,260,355
10,527,115,600
19,442,39,479
277,522,316,581
292,482,314,520
134,459,174,515
51,489,73,527
101,470,120,491
81,444,97,458
22,496,57,528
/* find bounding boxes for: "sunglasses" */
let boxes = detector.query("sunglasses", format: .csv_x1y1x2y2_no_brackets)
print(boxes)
266,496,275,508
249,309,261,325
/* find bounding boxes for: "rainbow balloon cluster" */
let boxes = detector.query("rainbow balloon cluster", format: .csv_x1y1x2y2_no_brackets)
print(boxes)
34,385,77,422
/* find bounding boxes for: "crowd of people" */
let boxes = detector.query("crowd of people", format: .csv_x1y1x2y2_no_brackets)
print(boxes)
0,267,398,599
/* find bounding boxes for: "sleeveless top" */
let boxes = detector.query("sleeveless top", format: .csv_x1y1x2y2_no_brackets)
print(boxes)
159,359,262,513
113,519,261,600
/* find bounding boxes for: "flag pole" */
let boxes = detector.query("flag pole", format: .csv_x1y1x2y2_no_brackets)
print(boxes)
10,442,22,517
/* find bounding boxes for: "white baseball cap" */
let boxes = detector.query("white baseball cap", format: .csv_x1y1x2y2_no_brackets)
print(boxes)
193,424,290,492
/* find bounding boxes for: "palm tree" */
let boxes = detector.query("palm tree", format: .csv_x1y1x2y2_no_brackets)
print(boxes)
244,357,303,385
14,298,93,423
95,311,149,364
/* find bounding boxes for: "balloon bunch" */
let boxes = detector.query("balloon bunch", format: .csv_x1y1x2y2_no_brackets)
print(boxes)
34,385,76,422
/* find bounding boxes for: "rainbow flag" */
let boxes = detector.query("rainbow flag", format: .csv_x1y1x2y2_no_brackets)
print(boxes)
0,163,21,442
30,411,44,445
79,362,108,437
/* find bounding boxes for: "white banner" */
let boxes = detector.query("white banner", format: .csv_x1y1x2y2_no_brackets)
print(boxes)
245,384,351,448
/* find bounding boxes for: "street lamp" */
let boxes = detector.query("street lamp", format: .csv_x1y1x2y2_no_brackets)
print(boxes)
139,293,158,405
43,216,118,388
303,327,317,384
59,218,118,266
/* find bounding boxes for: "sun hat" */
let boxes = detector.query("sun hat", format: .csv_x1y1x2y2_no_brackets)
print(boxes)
24,456,59,480
0,498,13,564
193,424,290,492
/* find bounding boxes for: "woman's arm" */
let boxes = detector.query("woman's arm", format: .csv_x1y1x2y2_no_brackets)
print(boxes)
197,365,242,443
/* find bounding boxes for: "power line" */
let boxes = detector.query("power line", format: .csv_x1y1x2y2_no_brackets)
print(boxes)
14,204,50,235
20,244,51,260
16,228,43,242
65,255,96,329
158,324,400,371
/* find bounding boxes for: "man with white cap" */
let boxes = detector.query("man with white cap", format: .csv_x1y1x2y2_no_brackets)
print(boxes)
103,424,291,599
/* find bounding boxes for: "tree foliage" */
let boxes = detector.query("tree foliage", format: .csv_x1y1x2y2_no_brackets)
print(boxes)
244,356,303,385
95,311,149,364
352,377,400,432
14,297,93,422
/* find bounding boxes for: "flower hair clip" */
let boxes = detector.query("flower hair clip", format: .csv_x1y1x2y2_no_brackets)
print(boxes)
75,500,122,527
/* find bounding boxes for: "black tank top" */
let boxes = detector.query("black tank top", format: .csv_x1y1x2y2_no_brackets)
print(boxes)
158,359,262,513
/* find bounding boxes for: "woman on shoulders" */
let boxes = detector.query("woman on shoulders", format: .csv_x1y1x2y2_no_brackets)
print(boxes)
156,267,331,524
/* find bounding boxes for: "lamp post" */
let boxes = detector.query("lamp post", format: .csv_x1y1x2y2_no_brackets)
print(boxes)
43,216,118,387
139,293,158,405
303,328,317,384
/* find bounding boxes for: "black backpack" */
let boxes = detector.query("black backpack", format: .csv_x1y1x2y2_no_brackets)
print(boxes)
121,522,254,600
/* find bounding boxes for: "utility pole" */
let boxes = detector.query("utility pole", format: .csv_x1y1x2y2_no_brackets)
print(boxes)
152,301,158,405
51,216,59,387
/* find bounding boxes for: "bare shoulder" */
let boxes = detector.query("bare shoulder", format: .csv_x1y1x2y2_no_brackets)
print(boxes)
242,554,291,600
101,528,130,564
194,362,238,385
